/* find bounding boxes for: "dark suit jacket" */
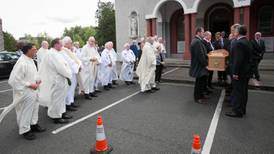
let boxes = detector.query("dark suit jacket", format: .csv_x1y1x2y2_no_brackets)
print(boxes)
250,39,266,60
213,38,230,51
232,37,253,78
202,39,214,54
189,36,208,78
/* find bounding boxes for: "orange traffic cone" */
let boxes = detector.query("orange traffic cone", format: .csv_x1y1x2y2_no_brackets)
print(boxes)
90,116,113,154
191,134,201,154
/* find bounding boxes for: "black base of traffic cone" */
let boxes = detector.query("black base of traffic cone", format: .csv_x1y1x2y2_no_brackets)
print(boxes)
90,145,113,154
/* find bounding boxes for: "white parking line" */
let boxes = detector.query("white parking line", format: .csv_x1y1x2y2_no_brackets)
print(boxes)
160,82,194,88
202,89,226,154
0,89,12,93
52,91,140,134
162,68,179,76
0,80,8,84
52,67,180,135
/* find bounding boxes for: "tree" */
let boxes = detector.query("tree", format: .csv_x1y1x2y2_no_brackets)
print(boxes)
19,33,52,48
95,2,116,48
3,31,17,51
36,32,53,48
63,26,96,47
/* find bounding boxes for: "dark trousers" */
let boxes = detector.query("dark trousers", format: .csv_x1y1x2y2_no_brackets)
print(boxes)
194,75,207,100
231,77,249,115
155,65,163,82
218,71,227,81
253,60,261,80
208,71,214,87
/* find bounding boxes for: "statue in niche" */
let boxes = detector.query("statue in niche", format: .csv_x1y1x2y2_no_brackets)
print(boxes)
130,13,138,38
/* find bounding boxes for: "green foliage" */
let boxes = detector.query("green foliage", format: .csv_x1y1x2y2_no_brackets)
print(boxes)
20,33,52,48
63,26,96,47
3,31,17,51
95,2,116,48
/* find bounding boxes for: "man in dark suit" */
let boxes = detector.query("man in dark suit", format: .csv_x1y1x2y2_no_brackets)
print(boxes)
226,25,252,118
189,27,209,104
202,31,215,90
250,32,265,81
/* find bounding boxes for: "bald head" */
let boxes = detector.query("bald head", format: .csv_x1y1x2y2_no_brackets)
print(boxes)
88,36,96,46
124,43,130,50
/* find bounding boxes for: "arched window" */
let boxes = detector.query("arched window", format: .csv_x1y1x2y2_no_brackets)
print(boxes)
258,6,273,34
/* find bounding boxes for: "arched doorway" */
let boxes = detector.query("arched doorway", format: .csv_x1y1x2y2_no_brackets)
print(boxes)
205,3,233,38
170,9,184,54
153,0,185,58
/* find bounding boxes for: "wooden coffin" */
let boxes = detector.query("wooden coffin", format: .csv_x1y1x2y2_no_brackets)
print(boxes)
207,49,229,71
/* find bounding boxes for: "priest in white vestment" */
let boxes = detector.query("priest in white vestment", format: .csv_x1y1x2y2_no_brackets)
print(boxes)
136,37,160,93
61,36,82,111
109,42,119,85
120,43,136,85
8,43,45,140
38,38,72,124
73,41,85,94
36,41,49,69
101,42,114,90
80,37,101,99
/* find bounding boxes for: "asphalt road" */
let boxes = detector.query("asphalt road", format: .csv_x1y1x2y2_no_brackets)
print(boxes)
0,77,274,154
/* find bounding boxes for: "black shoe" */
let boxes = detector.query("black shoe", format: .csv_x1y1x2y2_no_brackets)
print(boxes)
108,84,115,89
22,131,36,140
208,86,215,89
152,87,160,91
125,81,130,85
225,112,243,118
66,105,77,111
195,99,207,104
144,90,154,93
53,118,70,124
104,86,110,91
84,94,92,100
112,81,118,85
62,113,73,119
31,124,46,133
130,81,136,85
71,103,80,108
95,90,102,93
89,93,98,97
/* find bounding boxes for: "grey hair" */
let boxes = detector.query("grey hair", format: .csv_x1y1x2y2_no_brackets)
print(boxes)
255,32,262,36
62,36,72,45
41,41,48,46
